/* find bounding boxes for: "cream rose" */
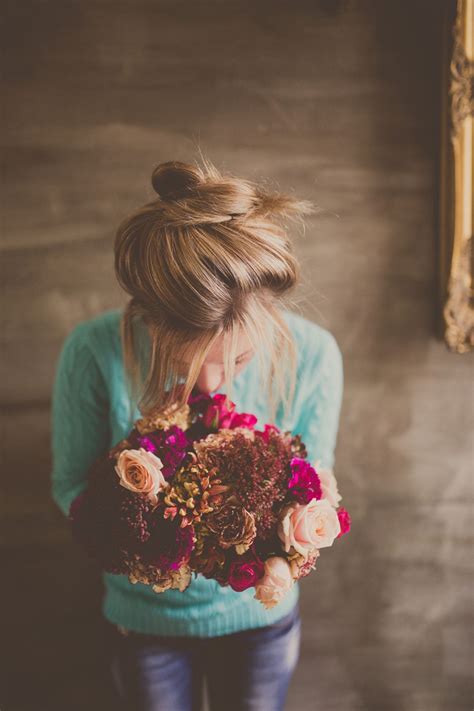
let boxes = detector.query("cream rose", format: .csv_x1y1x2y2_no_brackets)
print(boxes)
278,498,341,559
315,462,342,508
254,557,294,609
114,447,168,504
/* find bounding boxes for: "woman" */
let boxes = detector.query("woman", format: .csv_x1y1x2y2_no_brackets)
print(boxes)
50,158,344,711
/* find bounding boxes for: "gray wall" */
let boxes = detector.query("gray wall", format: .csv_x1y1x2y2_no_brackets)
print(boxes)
2,1,472,710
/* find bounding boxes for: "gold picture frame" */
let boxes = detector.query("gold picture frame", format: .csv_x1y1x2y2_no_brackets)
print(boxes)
439,0,473,353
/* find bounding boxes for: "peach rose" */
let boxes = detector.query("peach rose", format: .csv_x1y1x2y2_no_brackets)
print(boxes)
315,461,342,508
114,447,168,504
254,557,294,609
278,498,341,559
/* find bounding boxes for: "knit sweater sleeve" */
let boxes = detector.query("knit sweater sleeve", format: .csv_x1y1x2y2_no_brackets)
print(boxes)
294,331,344,470
50,324,111,517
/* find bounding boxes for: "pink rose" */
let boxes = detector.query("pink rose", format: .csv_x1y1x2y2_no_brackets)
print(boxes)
254,557,294,609
278,498,341,559
114,447,169,504
314,462,342,508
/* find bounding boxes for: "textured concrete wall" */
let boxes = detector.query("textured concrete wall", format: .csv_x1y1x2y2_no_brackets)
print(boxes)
2,1,472,709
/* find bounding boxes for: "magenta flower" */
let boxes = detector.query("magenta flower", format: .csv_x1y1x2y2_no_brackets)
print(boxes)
336,507,351,537
128,425,190,480
287,457,322,503
221,410,258,429
227,550,265,592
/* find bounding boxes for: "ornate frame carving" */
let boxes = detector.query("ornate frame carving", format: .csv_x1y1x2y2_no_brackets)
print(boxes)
440,0,474,353
439,0,473,353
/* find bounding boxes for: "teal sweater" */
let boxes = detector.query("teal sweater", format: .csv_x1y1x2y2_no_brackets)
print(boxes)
50,307,343,637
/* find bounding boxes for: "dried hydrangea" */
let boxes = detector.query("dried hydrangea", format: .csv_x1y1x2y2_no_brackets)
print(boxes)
191,535,228,583
135,401,192,435
162,452,218,527
287,432,308,459
205,496,257,554
127,556,192,593
193,427,256,465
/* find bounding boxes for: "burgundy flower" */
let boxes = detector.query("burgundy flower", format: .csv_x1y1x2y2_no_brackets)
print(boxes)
68,466,131,574
287,457,322,503
227,549,265,592
142,517,196,572
200,393,257,431
336,507,351,537
187,389,213,408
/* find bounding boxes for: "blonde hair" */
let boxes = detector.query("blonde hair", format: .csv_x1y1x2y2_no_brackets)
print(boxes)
114,157,316,427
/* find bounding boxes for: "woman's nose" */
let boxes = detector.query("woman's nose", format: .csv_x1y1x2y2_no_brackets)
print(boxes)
195,365,223,394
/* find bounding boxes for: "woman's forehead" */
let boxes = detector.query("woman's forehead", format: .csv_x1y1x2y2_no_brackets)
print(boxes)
182,330,254,365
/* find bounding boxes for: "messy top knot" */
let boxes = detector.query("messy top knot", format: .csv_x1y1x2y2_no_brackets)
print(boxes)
148,158,312,227
115,154,317,425
151,160,202,201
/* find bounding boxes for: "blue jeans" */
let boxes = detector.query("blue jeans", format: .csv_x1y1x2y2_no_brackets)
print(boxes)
106,603,301,711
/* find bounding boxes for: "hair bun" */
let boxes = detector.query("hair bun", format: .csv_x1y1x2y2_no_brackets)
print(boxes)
151,161,202,201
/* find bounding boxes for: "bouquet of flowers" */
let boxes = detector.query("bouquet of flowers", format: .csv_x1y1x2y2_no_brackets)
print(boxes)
69,388,351,609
